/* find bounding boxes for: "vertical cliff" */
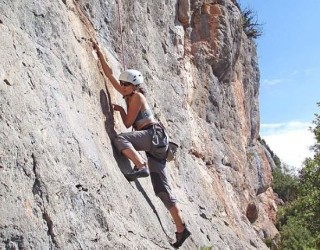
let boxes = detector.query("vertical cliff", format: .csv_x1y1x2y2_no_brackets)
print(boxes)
0,0,278,249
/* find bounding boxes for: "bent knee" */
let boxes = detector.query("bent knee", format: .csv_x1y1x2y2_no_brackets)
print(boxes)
156,191,177,210
113,134,130,152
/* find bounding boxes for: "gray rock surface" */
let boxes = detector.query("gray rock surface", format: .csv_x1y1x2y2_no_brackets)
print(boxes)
0,0,278,249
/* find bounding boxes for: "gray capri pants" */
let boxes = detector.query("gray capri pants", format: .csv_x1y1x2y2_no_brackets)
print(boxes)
113,127,177,209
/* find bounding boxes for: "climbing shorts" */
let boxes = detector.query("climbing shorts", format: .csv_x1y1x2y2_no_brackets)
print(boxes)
113,128,153,153
148,156,177,209
113,127,177,209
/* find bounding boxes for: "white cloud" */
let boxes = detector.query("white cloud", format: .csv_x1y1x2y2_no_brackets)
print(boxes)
261,121,315,170
303,68,316,77
261,121,311,135
262,78,286,86
262,67,318,87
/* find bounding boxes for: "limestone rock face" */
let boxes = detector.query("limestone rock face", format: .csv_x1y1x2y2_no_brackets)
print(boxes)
0,0,277,249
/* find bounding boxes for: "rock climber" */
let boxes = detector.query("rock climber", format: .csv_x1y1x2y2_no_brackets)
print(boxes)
93,42,191,248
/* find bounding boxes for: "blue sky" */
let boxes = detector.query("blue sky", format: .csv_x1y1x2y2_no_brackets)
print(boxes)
238,0,320,169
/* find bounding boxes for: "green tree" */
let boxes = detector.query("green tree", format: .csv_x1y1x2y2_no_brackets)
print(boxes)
297,103,320,246
272,164,299,202
278,216,314,250
276,103,320,249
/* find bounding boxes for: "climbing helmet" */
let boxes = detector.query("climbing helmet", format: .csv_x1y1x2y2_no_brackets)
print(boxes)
119,69,144,85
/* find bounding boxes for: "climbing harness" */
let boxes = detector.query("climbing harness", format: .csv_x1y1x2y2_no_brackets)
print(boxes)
146,123,179,163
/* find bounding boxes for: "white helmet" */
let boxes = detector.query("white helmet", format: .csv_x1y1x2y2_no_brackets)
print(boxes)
119,69,144,85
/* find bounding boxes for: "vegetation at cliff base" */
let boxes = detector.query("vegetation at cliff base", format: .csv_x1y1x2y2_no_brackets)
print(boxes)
269,103,320,249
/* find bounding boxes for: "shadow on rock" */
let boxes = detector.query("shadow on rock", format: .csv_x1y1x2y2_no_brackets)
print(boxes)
100,88,169,239
100,89,132,174
135,180,171,239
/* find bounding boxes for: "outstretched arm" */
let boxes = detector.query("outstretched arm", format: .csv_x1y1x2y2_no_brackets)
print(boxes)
93,42,125,96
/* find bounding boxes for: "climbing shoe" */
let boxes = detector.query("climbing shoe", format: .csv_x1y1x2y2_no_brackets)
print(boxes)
171,226,191,248
125,166,150,182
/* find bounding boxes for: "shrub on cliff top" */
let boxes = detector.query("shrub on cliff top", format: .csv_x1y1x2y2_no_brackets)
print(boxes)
241,7,263,39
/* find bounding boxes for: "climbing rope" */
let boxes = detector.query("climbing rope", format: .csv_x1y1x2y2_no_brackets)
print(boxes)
73,0,127,69
72,0,97,42
72,0,126,69
116,0,126,69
